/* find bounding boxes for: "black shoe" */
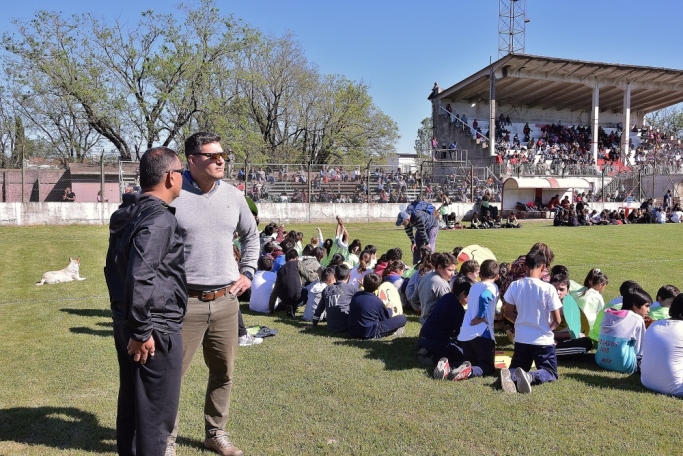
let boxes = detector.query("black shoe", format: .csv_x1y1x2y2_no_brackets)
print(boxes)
286,305,296,318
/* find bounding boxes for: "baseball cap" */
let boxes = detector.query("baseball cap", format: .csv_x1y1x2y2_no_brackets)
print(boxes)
395,211,410,226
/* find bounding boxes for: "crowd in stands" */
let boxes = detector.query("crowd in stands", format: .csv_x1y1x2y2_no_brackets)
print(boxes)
631,128,683,173
243,214,683,397
232,164,502,205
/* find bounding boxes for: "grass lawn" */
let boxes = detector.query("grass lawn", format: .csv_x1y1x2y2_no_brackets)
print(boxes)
1,221,682,455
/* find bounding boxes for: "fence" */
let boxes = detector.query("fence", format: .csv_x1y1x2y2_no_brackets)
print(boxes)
3,158,682,206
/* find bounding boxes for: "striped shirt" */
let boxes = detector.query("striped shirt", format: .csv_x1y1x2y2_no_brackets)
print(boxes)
404,210,437,244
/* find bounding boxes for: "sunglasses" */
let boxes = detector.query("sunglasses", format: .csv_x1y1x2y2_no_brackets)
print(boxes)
167,168,184,175
191,152,227,161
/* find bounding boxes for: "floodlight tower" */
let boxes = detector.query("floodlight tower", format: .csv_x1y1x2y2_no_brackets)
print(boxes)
498,0,529,58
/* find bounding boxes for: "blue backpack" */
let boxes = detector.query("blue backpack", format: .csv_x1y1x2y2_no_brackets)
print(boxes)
407,200,435,217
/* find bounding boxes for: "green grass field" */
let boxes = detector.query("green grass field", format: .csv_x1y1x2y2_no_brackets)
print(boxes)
1,221,682,455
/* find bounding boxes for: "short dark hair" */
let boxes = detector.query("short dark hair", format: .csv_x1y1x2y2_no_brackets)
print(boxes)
314,247,326,262
280,238,295,254
479,260,499,280
335,264,350,281
459,260,479,275
139,147,179,190
550,265,569,278
258,255,274,271
656,284,680,301
184,131,221,156
285,249,299,261
550,274,569,288
670,294,683,320
622,288,652,311
433,252,457,269
363,273,382,293
263,242,276,254
525,249,547,270
619,280,641,296
321,267,335,283
452,276,473,298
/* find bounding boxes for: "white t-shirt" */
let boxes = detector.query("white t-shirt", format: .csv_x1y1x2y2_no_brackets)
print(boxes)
504,277,562,346
249,270,276,313
302,280,329,321
349,267,372,290
641,319,683,397
671,211,683,223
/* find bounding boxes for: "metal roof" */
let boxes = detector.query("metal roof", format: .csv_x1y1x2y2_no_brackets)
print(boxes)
434,54,683,114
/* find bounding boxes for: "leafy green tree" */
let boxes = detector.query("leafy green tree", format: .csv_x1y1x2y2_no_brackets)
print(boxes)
414,116,433,159
645,104,683,140
2,1,247,160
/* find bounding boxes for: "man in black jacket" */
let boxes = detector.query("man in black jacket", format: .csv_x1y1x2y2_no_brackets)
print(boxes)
104,146,187,456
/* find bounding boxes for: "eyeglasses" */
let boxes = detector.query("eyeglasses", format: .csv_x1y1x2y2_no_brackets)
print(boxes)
167,169,184,175
191,152,227,161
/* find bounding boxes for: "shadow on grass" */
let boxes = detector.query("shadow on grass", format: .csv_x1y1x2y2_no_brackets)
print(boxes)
60,308,112,318
70,327,113,338
0,406,115,453
335,336,419,371
563,371,647,393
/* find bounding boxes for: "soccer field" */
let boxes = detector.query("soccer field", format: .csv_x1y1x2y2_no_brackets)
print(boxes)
0,222,681,455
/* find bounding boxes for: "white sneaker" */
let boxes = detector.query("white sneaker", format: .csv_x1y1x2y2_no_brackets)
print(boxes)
238,334,263,346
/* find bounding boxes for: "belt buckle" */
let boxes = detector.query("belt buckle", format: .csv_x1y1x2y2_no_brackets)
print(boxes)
200,290,214,301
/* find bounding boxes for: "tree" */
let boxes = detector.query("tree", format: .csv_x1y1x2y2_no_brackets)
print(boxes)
2,0,248,160
414,116,433,159
228,33,398,165
1,1,397,165
645,104,683,140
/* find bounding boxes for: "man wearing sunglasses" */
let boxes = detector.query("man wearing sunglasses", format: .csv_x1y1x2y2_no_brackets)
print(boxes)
168,132,258,456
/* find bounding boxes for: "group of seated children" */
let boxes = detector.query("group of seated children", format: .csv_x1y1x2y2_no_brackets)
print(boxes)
248,218,683,398
249,216,407,339
415,240,683,397
470,211,504,229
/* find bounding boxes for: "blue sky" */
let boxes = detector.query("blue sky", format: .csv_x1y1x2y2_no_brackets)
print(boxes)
2,0,682,153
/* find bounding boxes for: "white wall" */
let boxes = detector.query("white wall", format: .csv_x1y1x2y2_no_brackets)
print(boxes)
0,201,633,226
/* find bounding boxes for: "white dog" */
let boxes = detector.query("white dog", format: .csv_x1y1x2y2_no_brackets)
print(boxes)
35,257,86,286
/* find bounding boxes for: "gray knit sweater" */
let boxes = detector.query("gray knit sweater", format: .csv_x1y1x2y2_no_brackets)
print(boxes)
171,175,259,290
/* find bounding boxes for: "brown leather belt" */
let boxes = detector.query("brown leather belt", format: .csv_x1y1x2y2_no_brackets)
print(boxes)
188,285,234,302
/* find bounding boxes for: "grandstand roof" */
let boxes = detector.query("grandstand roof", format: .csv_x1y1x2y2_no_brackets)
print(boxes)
433,54,683,114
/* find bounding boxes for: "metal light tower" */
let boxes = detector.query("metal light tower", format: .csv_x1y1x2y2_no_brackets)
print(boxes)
498,0,529,58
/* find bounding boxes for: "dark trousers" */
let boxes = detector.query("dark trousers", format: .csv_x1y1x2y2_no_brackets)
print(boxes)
509,342,558,385
238,310,246,338
460,336,495,377
376,315,408,338
418,336,464,366
555,337,593,356
114,324,183,456
413,225,439,265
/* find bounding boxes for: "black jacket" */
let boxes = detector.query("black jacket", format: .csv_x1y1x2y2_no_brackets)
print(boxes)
104,193,187,341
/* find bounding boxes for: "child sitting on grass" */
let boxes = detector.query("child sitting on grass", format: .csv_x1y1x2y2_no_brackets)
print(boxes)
437,260,499,381
649,285,681,321
572,268,608,333
595,287,651,374
348,273,408,339
550,274,593,356
641,294,683,396
418,277,471,369
501,248,562,394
